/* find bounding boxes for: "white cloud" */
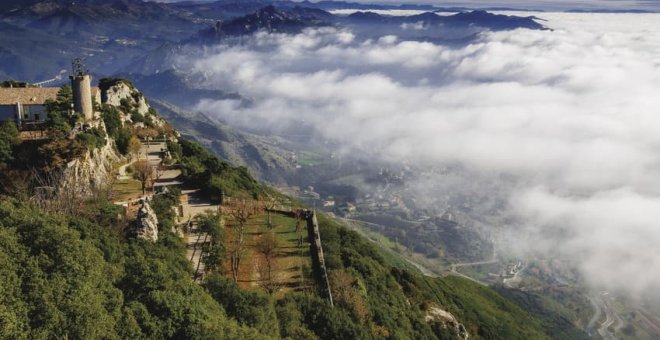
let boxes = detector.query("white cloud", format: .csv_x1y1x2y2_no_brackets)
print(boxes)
181,13,660,298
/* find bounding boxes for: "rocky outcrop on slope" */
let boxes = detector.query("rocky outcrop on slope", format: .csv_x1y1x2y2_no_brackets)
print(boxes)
101,79,168,128
426,306,469,339
102,80,149,115
134,199,159,242
60,137,120,197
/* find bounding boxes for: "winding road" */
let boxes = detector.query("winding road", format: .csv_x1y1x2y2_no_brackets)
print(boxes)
586,296,603,337
587,292,625,339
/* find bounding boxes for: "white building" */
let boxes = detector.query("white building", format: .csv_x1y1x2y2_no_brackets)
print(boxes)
0,87,60,126
0,86,100,129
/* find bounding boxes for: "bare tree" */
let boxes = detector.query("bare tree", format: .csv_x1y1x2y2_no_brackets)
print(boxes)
255,254,281,294
225,194,262,282
227,239,243,282
127,136,141,161
132,160,154,195
256,231,279,284
29,167,85,216
264,195,277,229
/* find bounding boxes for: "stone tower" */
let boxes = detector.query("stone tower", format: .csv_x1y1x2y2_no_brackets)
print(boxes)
69,58,94,121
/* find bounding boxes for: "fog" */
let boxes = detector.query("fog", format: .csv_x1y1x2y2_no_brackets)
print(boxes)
180,12,660,298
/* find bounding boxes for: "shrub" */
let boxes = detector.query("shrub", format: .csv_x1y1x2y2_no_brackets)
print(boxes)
130,111,145,124
0,121,19,163
101,104,122,138
76,127,106,150
115,128,133,155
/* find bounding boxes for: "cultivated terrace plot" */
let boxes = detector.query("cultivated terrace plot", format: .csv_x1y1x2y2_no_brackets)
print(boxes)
224,210,313,296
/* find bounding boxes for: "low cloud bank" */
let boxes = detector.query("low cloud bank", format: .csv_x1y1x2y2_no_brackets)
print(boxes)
181,13,660,298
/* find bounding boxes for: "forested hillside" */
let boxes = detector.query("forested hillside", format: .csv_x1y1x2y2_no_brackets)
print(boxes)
0,81,587,339
0,190,588,339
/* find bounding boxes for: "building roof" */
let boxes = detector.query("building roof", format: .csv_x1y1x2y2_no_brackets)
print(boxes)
0,87,60,105
0,87,101,105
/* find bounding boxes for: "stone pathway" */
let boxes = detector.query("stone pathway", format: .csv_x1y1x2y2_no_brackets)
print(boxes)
181,190,219,281
185,219,209,281
117,142,169,180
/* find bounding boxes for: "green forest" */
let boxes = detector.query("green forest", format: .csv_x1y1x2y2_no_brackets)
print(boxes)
0,178,586,339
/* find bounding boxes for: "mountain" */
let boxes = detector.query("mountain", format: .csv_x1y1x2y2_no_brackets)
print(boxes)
0,0,547,81
150,98,297,183
444,10,546,30
0,79,588,339
197,5,333,40
0,0,206,81
198,6,545,41
122,70,237,107
172,0,276,20
3,0,198,38
344,9,545,31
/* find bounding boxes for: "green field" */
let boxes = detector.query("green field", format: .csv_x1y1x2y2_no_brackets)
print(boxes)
111,178,143,201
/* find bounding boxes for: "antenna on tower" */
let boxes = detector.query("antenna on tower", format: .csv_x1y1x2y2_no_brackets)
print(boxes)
71,58,88,77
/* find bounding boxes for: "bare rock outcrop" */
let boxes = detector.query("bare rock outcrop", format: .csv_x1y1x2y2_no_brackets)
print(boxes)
60,138,120,197
103,81,149,116
134,200,159,242
101,80,168,128
425,306,469,339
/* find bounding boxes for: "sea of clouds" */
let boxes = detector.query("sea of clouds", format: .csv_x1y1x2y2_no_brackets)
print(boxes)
180,12,660,298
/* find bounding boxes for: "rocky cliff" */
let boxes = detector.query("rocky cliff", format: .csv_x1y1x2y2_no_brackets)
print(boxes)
60,137,120,197
102,80,150,116
134,199,159,242
102,80,168,128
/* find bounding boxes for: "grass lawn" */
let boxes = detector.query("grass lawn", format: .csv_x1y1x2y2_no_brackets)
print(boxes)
111,178,143,201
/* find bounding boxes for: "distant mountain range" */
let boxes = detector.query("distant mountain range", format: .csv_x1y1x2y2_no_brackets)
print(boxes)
0,0,546,81
195,5,544,41
196,5,334,39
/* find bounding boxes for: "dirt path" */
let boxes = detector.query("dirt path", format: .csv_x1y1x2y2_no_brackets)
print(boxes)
404,258,440,278
117,142,166,180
